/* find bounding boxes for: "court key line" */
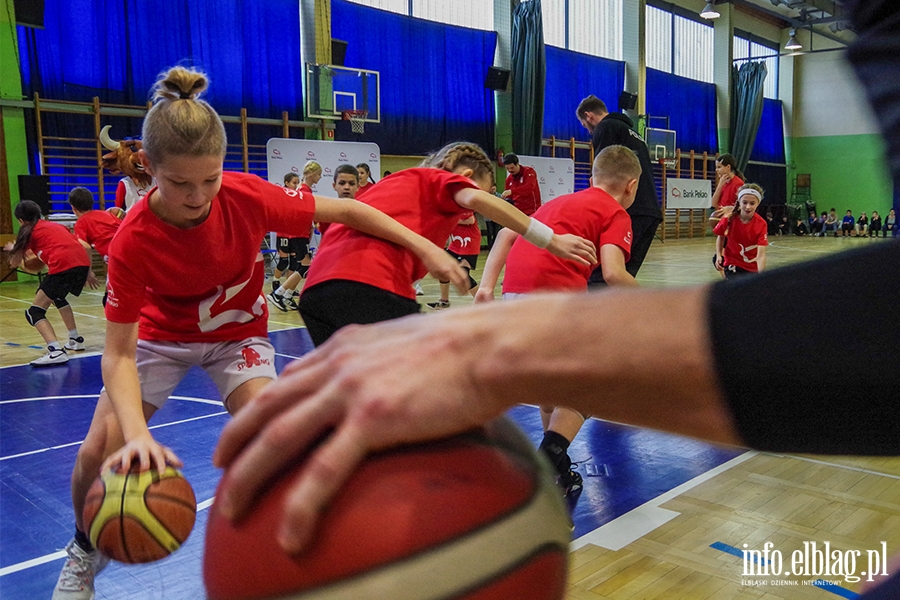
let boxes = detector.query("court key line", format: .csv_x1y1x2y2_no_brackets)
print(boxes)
572,451,757,551
0,497,216,578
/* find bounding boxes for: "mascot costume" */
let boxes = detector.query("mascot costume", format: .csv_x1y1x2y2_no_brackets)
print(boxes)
99,125,155,213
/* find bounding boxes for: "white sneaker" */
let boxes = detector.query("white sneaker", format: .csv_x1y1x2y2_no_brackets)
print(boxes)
52,539,110,600
31,348,69,366
65,336,86,351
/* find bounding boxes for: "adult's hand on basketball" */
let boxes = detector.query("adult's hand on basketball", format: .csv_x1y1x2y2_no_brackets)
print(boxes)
214,311,505,553
101,435,182,475
547,233,597,266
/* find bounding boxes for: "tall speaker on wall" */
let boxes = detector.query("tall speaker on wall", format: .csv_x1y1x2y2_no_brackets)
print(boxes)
14,0,44,28
331,39,348,67
618,91,638,112
18,175,51,215
485,67,511,91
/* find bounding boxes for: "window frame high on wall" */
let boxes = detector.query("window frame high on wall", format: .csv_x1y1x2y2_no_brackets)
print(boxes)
541,0,624,61
733,29,780,99
343,0,494,31
645,0,714,84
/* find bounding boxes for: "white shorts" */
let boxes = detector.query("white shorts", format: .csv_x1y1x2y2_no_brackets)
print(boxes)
115,337,277,409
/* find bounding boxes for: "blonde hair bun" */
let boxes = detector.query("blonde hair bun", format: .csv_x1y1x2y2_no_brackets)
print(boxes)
153,66,210,103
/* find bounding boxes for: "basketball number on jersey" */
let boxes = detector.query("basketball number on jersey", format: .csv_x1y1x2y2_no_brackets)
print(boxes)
198,258,266,332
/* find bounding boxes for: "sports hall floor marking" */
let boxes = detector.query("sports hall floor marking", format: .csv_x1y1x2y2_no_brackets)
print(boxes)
0,393,224,577
0,293,102,320
768,454,900,481
572,451,757,551
0,493,220,578
0,394,226,461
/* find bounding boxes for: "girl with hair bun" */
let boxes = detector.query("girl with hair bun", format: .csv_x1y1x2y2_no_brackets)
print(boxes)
713,183,769,279
52,65,470,599
296,141,599,346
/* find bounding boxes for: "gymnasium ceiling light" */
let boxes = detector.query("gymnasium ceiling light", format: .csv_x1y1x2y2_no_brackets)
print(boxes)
700,2,720,19
785,28,802,50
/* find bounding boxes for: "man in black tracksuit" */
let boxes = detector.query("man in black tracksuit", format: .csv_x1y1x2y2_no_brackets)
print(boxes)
576,95,663,286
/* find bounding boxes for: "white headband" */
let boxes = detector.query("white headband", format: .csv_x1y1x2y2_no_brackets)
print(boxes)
738,188,763,202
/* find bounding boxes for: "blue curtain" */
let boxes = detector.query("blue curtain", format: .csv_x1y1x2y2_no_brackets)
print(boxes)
543,47,625,142
18,0,303,117
730,61,768,172
750,99,786,164
331,0,496,155
645,68,718,155
510,0,546,156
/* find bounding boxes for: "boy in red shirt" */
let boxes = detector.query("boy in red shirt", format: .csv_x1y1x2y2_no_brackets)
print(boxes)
501,153,542,215
69,187,123,304
475,145,641,495
713,184,769,278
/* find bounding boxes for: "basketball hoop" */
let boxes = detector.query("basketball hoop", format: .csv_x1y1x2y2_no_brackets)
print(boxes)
342,110,368,134
663,158,677,170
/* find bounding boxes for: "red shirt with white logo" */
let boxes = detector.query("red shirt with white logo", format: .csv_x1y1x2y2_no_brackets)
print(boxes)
715,175,745,210
502,187,632,294
28,220,91,274
303,168,478,299
105,171,315,342
713,212,768,272
447,212,482,255
74,210,122,259
504,165,542,215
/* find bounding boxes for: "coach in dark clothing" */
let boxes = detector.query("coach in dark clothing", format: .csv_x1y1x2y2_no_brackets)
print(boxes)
576,95,663,285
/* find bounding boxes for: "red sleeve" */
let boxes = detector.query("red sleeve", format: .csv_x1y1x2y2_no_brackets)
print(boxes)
105,252,146,323
756,219,769,246
73,218,88,243
115,180,126,209
713,217,728,236
598,209,633,263
256,179,316,238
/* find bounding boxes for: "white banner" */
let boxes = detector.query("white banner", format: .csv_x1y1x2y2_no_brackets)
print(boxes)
266,138,381,198
666,178,713,209
513,155,576,202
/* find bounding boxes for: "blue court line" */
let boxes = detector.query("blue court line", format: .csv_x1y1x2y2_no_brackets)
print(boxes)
710,541,768,564
711,542,860,599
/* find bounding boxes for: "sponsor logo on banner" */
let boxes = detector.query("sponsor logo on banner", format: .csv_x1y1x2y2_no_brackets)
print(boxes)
667,178,712,209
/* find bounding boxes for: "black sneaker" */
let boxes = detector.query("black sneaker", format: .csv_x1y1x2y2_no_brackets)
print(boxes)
285,296,299,311
558,468,583,497
267,292,288,312
426,300,450,310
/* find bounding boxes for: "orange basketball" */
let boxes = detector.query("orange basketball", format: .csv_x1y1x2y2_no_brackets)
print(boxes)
204,418,571,600
83,466,197,564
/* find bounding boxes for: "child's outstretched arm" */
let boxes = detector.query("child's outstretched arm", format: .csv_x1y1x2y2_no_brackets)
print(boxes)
314,196,469,295
454,188,597,266
100,321,182,474
474,227,518,304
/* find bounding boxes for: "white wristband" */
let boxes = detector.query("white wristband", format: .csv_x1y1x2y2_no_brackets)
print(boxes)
522,217,554,249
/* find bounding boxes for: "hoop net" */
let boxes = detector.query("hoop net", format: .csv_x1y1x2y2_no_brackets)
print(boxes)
343,110,368,134
663,158,677,170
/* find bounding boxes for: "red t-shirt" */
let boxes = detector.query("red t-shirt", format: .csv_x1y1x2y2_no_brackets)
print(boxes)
356,181,374,198
713,212,768,272
715,175,745,210
502,187,632,294
28,220,91,274
447,213,482,256
105,171,315,342
303,168,478,299
74,210,121,259
505,165,542,216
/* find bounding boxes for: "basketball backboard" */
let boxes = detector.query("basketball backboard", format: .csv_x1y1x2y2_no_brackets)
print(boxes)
305,64,381,123
645,127,676,161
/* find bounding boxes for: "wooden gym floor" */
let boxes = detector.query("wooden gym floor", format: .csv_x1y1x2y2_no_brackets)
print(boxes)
1,233,897,599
